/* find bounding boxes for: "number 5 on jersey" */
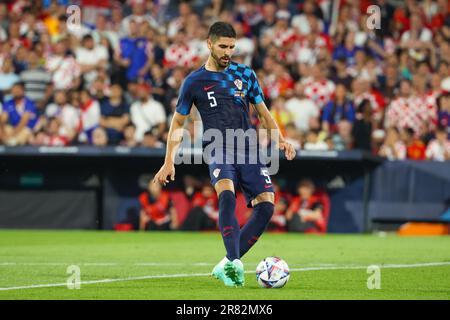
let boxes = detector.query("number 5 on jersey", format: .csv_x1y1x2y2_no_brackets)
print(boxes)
207,91,217,108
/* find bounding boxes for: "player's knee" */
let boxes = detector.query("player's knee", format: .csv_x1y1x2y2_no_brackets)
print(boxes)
254,201,274,221
252,192,274,206
215,179,235,196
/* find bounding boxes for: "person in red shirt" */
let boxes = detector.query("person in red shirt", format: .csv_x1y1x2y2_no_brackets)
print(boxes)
139,180,178,231
181,182,218,231
401,127,426,160
286,179,328,233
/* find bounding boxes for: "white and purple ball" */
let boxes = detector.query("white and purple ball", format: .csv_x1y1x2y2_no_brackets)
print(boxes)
256,257,290,288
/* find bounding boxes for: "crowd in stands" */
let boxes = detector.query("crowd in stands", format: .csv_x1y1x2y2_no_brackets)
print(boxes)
0,0,450,162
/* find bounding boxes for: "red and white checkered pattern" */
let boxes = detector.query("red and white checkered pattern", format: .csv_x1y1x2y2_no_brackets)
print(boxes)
164,43,199,69
422,90,439,127
46,55,81,90
386,95,434,135
302,78,335,109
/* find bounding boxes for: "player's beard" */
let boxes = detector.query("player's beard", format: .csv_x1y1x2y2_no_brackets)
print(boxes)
211,49,230,69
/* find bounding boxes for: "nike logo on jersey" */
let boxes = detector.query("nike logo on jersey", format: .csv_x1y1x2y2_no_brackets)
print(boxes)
264,185,272,189
203,84,217,91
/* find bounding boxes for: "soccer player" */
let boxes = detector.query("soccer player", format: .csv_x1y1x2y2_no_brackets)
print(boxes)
153,22,296,287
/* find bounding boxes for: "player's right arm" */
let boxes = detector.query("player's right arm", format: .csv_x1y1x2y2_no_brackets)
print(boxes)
153,76,194,186
153,112,188,186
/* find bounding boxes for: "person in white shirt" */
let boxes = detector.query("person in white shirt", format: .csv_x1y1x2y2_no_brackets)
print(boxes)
75,34,108,88
78,89,101,144
378,127,407,160
400,14,433,48
304,129,329,151
130,84,166,142
45,40,81,90
426,127,450,161
45,90,79,142
285,82,320,133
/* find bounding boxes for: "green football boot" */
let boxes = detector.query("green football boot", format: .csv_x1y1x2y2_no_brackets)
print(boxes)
224,259,245,287
211,262,235,287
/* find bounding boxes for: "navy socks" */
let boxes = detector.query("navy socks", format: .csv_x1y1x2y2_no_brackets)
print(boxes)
218,190,240,261
239,202,274,258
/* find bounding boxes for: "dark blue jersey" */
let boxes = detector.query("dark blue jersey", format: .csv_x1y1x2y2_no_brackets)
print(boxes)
175,61,264,148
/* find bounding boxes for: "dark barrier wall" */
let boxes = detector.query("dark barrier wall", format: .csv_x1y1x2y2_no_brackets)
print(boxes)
368,161,450,225
7,146,447,233
0,190,98,229
0,146,381,232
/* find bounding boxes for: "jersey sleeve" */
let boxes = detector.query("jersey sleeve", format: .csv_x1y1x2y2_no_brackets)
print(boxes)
248,69,264,104
175,78,194,115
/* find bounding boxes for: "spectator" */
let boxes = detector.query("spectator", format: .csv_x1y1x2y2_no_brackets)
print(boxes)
78,89,101,144
115,20,148,83
385,79,430,137
20,50,52,110
141,129,164,149
45,90,79,143
285,82,320,133
139,180,178,231
437,92,450,139
121,0,159,37
401,127,426,160
329,57,354,90
304,129,328,151
130,84,166,143
92,127,108,147
32,117,67,146
332,120,354,151
283,123,302,150
75,34,108,88
379,127,407,160
426,126,450,161
286,179,328,233
0,58,20,94
164,28,199,69
121,123,138,148
0,82,38,145
351,99,373,152
322,83,356,133
301,64,336,110
99,84,130,145
45,39,81,90
181,183,218,231
270,97,292,136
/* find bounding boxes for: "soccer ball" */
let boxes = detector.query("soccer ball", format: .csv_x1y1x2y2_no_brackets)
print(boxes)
256,257,290,288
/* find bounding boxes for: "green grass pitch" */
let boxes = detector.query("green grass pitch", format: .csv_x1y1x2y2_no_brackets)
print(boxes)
0,230,449,300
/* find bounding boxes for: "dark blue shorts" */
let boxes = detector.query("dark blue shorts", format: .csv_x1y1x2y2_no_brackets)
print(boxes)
208,155,274,208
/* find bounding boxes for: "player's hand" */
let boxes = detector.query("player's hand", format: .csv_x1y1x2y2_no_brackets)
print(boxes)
153,162,175,186
279,140,296,160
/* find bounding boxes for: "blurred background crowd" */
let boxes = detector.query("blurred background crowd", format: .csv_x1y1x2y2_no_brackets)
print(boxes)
0,0,450,161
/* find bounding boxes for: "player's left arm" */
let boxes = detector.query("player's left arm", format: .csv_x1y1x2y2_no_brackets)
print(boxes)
252,101,296,160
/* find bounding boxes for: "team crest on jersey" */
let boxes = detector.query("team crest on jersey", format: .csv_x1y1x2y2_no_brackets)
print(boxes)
213,168,221,178
234,79,243,90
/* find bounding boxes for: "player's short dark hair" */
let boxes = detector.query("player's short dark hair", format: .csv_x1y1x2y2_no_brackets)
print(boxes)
208,22,236,41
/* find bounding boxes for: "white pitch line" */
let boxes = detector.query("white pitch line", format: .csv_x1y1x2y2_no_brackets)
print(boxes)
0,261,449,291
